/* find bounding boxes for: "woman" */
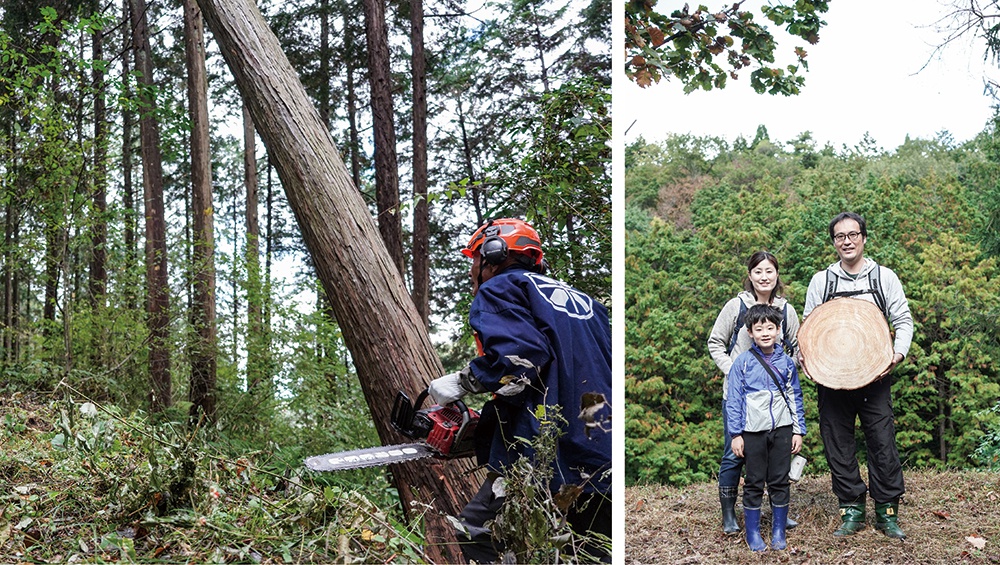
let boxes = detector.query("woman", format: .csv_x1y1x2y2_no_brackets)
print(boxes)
707,250,800,535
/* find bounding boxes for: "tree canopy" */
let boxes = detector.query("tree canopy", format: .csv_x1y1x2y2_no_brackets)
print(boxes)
624,0,829,92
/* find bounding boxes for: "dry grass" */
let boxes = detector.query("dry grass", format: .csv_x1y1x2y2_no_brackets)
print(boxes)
626,469,1000,564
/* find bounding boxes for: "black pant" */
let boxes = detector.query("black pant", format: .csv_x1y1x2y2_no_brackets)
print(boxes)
456,477,612,564
741,425,792,509
817,376,905,504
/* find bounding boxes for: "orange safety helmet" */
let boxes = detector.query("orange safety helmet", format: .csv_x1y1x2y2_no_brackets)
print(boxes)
462,218,544,266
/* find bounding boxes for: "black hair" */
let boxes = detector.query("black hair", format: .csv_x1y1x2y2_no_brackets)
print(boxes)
828,212,867,241
742,250,784,303
745,304,783,330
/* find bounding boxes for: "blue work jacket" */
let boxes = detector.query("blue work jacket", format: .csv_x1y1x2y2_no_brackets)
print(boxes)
468,267,612,494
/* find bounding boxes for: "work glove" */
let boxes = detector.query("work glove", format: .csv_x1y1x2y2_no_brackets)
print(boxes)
429,365,484,406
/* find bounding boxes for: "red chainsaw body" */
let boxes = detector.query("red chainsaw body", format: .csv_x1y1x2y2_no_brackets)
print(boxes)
423,403,478,456
391,390,479,458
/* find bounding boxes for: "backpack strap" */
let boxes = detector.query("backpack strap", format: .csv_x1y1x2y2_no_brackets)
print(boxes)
824,265,889,319
727,299,748,356
822,269,838,303
781,302,793,355
867,266,888,318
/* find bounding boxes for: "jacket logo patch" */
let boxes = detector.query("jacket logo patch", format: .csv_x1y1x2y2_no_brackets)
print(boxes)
525,273,594,320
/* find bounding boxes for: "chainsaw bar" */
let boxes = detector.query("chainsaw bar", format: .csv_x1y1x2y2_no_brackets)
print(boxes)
304,442,436,472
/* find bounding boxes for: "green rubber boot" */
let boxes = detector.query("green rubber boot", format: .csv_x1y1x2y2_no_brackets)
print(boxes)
875,500,906,539
833,502,866,536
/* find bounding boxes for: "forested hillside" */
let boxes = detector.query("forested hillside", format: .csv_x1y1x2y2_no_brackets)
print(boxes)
625,127,1000,487
0,0,610,561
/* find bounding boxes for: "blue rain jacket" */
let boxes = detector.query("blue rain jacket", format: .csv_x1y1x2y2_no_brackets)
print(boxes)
725,342,807,438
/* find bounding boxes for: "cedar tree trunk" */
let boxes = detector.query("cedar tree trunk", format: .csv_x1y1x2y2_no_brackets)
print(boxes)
410,0,429,327
186,0,217,421
194,1,480,562
130,0,172,412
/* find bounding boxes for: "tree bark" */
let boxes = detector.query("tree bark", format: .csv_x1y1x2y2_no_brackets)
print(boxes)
457,97,484,224
43,224,59,331
130,0,172,412
410,0,429,328
342,4,362,189
318,0,331,127
195,1,479,561
244,103,267,400
3,193,19,365
122,0,137,310
186,0,217,422
90,25,108,305
363,0,405,276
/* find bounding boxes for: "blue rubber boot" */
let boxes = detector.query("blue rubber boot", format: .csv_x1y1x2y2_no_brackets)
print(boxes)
744,507,767,552
771,505,788,550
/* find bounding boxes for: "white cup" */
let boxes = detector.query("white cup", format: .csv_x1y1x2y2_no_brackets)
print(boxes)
789,455,807,482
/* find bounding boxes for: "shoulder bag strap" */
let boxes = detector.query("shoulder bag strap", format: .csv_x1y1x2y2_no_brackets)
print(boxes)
749,349,794,415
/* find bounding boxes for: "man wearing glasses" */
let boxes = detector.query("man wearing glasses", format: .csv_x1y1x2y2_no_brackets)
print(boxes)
801,212,913,540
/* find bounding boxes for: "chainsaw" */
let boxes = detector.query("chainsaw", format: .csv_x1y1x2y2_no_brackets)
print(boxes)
304,389,479,472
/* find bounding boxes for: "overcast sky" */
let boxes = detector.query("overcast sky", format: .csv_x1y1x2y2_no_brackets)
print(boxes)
618,0,999,150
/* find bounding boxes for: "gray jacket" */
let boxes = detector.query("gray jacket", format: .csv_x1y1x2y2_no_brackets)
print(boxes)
803,258,913,358
708,291,800,400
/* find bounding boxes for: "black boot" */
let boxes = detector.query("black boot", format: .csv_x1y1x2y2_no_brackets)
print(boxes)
719,486,740,535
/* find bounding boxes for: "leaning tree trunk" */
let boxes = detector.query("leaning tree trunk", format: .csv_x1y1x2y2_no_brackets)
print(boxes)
456,97,484,224
194,1,479,562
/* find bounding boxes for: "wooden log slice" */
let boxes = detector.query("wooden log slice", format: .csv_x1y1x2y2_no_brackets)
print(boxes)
798,298,893,390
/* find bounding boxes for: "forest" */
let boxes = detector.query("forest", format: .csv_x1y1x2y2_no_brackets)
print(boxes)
624,125,1000,487
0,0,610,562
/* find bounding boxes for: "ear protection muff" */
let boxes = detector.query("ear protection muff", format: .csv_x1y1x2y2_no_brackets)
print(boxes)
480,235,508,266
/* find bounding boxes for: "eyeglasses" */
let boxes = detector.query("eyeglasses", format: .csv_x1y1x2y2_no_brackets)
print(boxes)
833,231,862,244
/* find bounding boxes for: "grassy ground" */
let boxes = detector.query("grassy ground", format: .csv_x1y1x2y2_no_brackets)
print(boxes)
626,470,1000,564
0,390,425,563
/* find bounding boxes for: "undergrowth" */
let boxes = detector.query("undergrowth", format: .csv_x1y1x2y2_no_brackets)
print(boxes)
0,390,427,563
487,403,612,564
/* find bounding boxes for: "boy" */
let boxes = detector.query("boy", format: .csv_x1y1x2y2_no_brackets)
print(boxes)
726,304,807,552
